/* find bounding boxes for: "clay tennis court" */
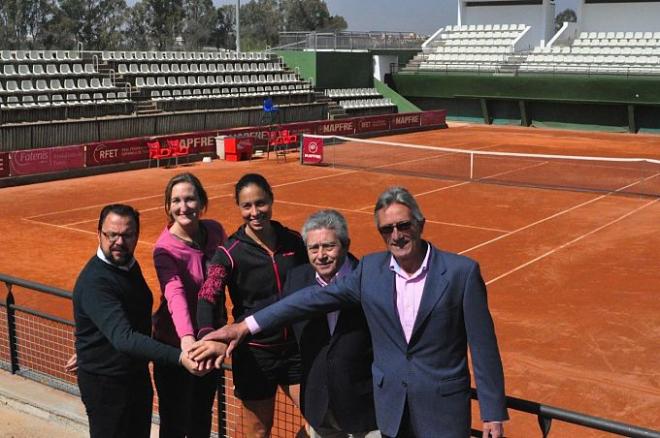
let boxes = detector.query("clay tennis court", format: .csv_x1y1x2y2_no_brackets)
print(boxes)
1,124,659,437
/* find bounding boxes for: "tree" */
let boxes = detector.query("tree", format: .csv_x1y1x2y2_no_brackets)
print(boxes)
124,1,151,50
281,0,347,32
57,0,127,50
555,8,577,32
0,0,59,49
182,0,216,50
240,0,282,50
210,5,236,50
143,0,185,50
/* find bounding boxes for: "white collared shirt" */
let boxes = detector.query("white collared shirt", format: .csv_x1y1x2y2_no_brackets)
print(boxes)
96,247,136,272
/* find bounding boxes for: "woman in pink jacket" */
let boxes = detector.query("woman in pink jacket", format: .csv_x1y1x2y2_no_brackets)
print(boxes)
152,172,227,438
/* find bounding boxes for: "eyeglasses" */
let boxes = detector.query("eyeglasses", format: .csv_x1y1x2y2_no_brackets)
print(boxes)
378,220,413,235
307,242,339,254
101,230,137,243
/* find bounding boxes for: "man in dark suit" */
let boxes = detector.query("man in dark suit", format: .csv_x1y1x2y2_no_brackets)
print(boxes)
289,209,378,438
191,187,508,438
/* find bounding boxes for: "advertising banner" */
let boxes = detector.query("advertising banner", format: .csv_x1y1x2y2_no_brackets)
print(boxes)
315,120,355,136
160,132,218,154
281,121,318,137
0,153,9,178
391,113,422,130
420,110,447,127
85,139,148,167
220,126,270,147
356,115,391,133
10,145,85,176
301,137,324,165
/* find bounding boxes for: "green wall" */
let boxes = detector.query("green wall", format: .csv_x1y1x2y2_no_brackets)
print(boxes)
277,51,317,86
316,52,373,89
375,79,420,113
277,50,373,89
392,72,660,104
392,72,660,132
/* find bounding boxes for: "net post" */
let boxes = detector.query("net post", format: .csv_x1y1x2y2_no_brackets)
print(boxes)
3,282,19,374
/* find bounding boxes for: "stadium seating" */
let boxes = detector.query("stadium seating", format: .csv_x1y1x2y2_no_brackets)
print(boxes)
0,49,315,123
418,24,530,72
519,32,660,75
325,88,397,115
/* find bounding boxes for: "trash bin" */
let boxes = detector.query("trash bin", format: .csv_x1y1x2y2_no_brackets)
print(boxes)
215,135,226,159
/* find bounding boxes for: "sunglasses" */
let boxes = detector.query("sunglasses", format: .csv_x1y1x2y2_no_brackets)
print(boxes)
378,220,413,235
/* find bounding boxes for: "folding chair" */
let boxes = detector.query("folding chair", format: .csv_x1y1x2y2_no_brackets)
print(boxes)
147,141,171,168
168,139,190,167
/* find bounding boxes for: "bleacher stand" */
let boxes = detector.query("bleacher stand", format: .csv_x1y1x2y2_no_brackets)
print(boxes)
0,49,314,124
418,24,530,72
520,31,660,75
325,88,397,115
0,49,132,123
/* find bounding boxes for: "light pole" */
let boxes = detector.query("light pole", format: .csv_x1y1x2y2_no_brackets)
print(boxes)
236,0,241,53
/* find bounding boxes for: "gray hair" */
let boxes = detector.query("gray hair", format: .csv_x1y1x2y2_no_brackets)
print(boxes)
301,209,350,248
373,186,425,224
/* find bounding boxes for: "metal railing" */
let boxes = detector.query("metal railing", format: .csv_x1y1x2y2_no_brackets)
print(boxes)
1,273,659,437
275,31,426,51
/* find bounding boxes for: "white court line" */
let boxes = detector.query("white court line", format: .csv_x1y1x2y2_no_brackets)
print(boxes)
485,197,659,285
277,199,509,233
459,173,660,256
21,217,155,247
25,180,237,220
354,144,504,211
27,170,359,228
63,192,237,227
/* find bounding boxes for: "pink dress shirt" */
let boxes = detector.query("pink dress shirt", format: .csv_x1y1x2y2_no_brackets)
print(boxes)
152,219,226,346
389,244,431,343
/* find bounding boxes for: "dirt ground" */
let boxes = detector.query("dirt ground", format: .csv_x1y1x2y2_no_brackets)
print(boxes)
1,123,659,437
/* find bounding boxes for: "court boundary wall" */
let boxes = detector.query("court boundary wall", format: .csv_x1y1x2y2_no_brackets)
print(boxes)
392,72,660,133
2,273,659,437
0,110,447,188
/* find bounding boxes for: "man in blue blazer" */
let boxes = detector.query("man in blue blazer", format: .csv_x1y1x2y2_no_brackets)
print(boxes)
191,187,508,437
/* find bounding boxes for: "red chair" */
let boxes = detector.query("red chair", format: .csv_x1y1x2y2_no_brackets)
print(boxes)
167,139,190,167
147,140,171,168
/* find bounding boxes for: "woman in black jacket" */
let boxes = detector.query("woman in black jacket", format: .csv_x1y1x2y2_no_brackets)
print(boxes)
197,173,307,437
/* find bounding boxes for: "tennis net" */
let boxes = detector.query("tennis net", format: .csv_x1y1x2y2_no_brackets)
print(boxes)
300,134,660,197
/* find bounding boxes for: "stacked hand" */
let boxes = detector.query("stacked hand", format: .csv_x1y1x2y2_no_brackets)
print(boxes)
187,321,250,369
180,352,211,376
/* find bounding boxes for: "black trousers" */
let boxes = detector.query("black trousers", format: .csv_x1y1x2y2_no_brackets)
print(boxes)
153,362,219,438
78,368,153,438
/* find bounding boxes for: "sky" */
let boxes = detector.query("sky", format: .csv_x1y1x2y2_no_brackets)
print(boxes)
212,0,582,35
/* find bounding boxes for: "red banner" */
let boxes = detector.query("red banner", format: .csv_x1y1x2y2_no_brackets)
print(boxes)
281,122,318,137
162,132,217,154
10,145,85,176
356,115,391,133
0,153,9,178
220,126,270,147
420,110,447,127
391,113,422,129
85,139,148,167
315,120,355,136
301,137,324,164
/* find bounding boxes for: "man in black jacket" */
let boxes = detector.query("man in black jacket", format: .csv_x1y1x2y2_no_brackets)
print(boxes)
285,210,379,438
73,204,202,438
